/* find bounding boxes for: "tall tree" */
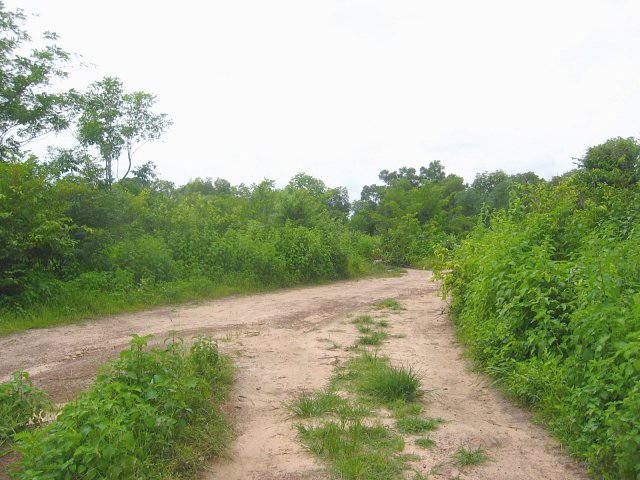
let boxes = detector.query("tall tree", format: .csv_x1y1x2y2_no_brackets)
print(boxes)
0,3,73,158
75,77,171,188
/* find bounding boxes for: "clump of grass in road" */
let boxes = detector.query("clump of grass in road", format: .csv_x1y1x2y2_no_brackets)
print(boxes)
395,416,443,434
415,437,436,449
297,419,407,479
357,324,373,334
352,314,375,325
372,299,405,311
288,390,371,420
453,446,489,466
361,364,422,403
377,319,390,328
388,399,423,418
357,331,389,346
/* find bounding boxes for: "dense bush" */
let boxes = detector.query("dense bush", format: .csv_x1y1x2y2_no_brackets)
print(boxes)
441,181,640,479
11,334,233,479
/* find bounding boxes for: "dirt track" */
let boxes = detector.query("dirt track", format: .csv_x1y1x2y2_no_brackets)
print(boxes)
0,270,588,479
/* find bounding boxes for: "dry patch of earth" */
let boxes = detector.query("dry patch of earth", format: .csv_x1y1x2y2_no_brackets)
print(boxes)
0,270,588,479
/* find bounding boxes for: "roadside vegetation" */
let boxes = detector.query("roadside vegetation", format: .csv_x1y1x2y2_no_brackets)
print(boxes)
5,334,232,478
1,4,638,478
440,137,640,479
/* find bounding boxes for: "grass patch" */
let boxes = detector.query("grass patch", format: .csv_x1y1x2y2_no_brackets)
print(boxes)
377,320,390,328
297,420,408,479
9,334,233,479
388,399,423,418
361,364,422,403
357,324,373,334
352,314,375,325
415,437,436,449
288,390,370,420
452,446,489,466
372,299,405,311
357,331,389,346
395,416,443,434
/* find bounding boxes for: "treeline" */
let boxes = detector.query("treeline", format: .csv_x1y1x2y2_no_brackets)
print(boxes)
441,137,640,478
0,4,375,332
350,160,542,266
0,160,375,331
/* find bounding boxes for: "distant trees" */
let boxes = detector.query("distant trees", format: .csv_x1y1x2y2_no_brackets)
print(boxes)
75,77,171,189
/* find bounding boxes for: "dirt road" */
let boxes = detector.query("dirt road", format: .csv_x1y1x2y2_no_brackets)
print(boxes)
0,270,587,479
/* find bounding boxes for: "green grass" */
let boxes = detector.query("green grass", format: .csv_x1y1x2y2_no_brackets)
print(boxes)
387,399,423,418
361,364,422,403
452,446,489,466
288,390,370,420
372,299,405,311
297,420,408,479
377,320,390,328
352,314,375,325
357,331,389,346
415,437,436,449
357,324,373,334
395,416,443,434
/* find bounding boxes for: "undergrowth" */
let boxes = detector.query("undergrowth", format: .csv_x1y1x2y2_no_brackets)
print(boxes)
9,333,233,479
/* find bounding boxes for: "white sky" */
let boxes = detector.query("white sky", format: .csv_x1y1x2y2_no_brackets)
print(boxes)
9,0,640,197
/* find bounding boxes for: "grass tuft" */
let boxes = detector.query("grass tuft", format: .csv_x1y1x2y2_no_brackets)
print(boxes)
415,437,436,449
453,446,489,466
361,364,422,403
357,331,389,346
372,299,405,311
395,416,443,434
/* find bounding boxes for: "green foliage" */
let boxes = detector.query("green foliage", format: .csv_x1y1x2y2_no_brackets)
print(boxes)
360,364,422,403
0,4,73,156
0,371,52,450
10,334,233,479
357,331,389,346
441,162,640,479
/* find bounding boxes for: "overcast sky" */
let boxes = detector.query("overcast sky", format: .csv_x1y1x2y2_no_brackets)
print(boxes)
9,0,640,197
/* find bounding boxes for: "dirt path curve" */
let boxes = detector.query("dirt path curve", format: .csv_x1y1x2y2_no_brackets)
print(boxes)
0,270,588,479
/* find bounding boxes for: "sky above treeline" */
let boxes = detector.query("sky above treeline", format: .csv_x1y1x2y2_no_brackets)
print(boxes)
9,0,640,198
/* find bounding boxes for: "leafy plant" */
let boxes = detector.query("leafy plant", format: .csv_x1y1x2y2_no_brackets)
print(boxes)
10,334,233,479
0,371,52,450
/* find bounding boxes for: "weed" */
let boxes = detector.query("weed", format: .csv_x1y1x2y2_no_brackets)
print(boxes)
298,419,408,479
453,446,489,466
377,320,390,328
361,364,422,403
395,416,443,434
415,437,436,449
352,314,375,325
357,331,389,346
388,399,423,418
357,324,373,334
0,372,52,450
372,299,405,311
289,390,348,418
11,334,233,479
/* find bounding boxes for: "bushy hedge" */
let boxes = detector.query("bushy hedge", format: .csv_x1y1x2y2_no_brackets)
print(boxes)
442,183,640,479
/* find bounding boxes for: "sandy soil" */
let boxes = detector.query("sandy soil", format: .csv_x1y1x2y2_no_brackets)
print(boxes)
0,270,588,479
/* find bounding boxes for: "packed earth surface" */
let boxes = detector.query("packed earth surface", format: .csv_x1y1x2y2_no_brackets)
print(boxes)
0,270,588,479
